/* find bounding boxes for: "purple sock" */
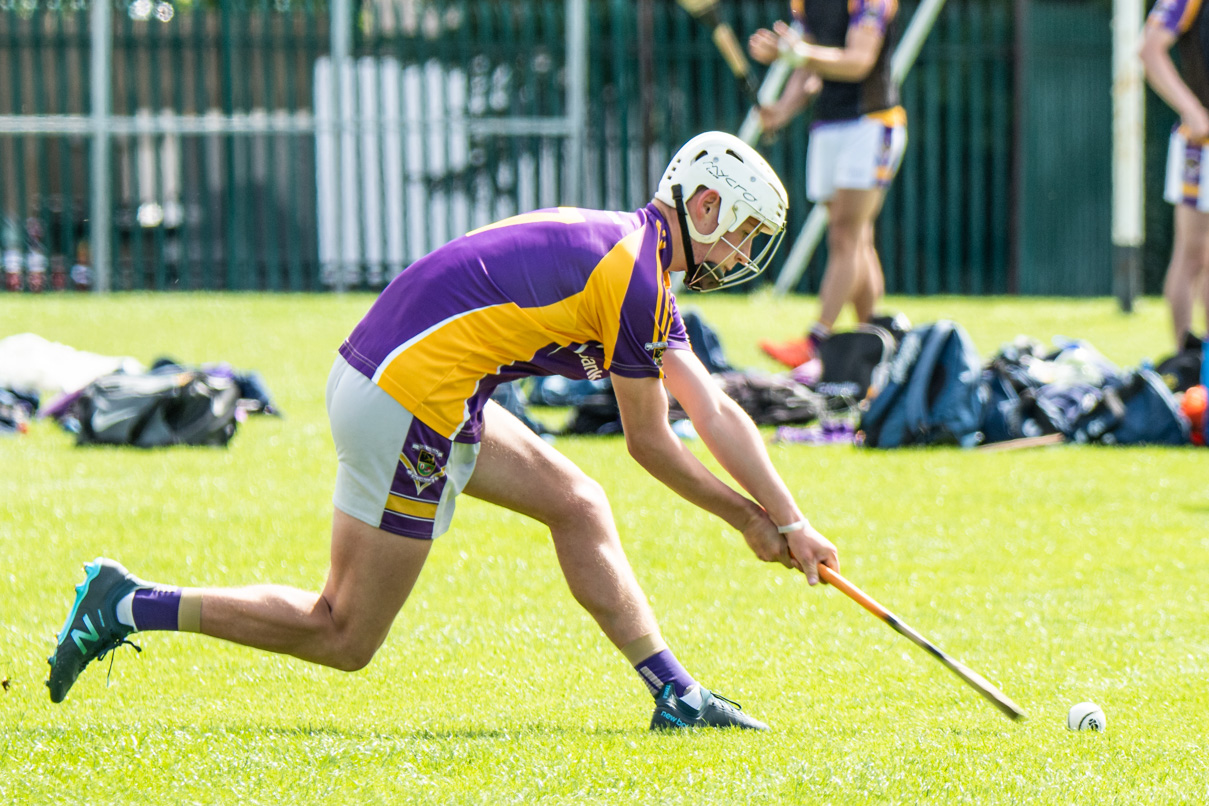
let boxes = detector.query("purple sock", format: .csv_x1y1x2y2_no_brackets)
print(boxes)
634,649,696,698
131,588,182,631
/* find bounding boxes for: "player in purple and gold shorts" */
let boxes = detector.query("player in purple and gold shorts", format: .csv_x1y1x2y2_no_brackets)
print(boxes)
1142,0,1209,349
48,132,840,731
748,0,906,368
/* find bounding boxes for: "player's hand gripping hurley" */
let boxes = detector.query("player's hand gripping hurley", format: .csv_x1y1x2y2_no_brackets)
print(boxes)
814,563,1026,721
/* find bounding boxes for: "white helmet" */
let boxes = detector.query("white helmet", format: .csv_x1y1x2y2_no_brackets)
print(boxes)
655,131,789,291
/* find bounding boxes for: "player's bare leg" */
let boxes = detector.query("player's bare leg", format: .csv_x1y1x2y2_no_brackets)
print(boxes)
463,401,767,729
464,401,658,649
192,510,431,670
47,511,431,701
817,187,886,331
1165,204,1209,348
851,222,885,324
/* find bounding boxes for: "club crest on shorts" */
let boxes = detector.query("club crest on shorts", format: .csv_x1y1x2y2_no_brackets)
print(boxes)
400,443,447,494
416,449,438,477
645,340,668,367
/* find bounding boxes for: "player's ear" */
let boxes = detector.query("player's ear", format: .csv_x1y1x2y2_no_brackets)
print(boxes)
689,188,721,226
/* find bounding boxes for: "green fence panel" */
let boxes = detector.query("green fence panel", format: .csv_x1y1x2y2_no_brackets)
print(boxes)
990,0,1011,294
0,4,89,292
0,1,330,293
873,0,1015,297
0,0,1165,296
1017,0,1113,296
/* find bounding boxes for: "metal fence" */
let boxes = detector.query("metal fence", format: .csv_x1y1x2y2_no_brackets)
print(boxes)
0,0,1165,296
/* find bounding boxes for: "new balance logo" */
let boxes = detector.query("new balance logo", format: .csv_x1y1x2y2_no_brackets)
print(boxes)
657,710,688,728
70,614,101,654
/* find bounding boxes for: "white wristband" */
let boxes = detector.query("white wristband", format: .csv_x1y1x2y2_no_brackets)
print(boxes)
777,519,808,534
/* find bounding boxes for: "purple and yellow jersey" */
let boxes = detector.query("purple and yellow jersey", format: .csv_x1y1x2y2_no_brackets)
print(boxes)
1148,0,1209,109
849,0,897,36
338,203,688,442
792,0,896,41
795,0,900,122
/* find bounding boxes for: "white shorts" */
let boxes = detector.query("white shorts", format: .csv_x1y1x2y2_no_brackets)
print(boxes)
1164,126,1209,211
325,355,478,539
807,108,908,204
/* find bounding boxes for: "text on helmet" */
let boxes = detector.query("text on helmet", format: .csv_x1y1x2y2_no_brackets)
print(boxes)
703,161,759,205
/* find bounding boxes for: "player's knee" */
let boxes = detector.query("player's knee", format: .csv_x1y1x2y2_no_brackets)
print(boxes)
826,220,861,253
1171,245,1209,278
312,608,384,672
555,475,611,528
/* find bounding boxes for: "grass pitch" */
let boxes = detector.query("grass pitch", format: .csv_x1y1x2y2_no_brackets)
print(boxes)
2,293,1207,804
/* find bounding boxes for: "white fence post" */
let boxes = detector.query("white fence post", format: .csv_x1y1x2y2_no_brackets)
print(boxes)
89,0,113,293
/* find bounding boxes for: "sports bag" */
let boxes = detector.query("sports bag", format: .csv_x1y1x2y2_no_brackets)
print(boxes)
1154,332,1203,393
979,358,1062,444
682,309,733,375
1064,368,1190,446
815,324,896,403
73,369,240,447
712,371,826,425
859,320,987,448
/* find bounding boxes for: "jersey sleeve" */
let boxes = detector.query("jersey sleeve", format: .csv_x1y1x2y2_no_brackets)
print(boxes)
606,255,687,380
850,0,896,35
665,294,690,352
1147,0,1200,36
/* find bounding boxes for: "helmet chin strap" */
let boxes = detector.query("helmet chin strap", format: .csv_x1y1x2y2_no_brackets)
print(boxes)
671,184,722,292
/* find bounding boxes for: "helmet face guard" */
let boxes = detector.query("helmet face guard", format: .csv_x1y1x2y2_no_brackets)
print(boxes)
657,131,789,292
672,185,786,292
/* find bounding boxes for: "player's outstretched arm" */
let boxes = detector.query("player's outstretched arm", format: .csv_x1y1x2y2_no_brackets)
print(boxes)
611,370,762,533
775,19,882,83
658,348,839,584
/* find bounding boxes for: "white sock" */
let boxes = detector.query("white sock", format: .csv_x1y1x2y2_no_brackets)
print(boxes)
680,685,704,709
116,591,137,628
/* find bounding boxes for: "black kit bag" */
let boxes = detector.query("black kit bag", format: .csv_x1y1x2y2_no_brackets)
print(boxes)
1155,332,1203,393
562,383,625,436
73,370,240,447
711,371,826,425
1064,368,1190,446
663,370,826,426
815,324,896,405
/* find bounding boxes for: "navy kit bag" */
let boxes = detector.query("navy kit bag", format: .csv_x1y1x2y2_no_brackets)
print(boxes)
859,320,987,448
979,359,1063,444
1065,368,1190,446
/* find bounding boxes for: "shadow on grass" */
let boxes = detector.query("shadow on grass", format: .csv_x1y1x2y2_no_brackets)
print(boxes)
11,722,642,743
277,724,640,741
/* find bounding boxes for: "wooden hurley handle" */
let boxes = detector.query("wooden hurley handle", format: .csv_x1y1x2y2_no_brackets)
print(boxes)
817,564,889,620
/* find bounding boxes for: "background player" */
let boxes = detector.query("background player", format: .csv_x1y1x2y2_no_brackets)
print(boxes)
1140,0,1209,351
47,132,839,732
748,0,906,369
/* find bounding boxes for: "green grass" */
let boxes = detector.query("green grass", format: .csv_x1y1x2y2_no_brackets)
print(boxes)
2,293,1208,804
